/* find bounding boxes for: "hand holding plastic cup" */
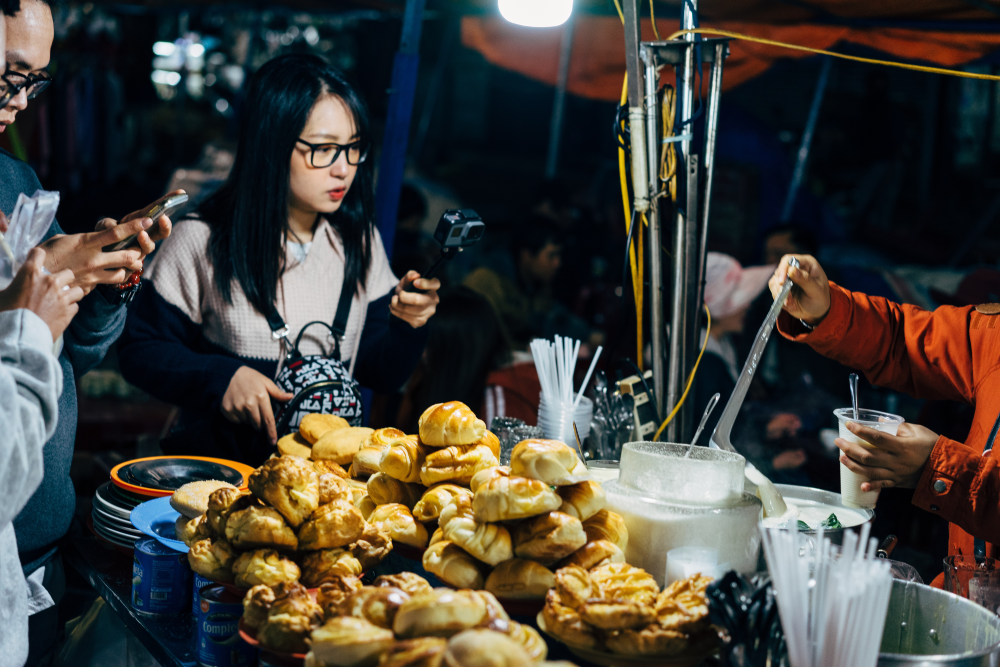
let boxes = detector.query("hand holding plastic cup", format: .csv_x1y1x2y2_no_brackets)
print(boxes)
833,408,904,509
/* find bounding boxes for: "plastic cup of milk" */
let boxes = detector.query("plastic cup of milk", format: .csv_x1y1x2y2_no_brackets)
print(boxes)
833,408,903,509
586,460,620,484
665,547,724,585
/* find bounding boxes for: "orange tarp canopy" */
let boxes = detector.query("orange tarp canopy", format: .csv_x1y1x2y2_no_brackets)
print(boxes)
461,16,1000,99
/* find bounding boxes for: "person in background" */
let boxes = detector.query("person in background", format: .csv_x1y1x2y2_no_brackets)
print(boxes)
390,183,435,278
762,224,819,266
1,1,175,663
118,54,439,464
464,215,600,351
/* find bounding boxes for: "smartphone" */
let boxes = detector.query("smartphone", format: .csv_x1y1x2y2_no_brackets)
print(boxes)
101,192,189,252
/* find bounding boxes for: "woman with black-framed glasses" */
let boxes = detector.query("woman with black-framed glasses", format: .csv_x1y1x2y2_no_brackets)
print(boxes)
117,54,440,463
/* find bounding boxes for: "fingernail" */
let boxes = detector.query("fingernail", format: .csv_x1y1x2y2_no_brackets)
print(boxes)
141,218,153,229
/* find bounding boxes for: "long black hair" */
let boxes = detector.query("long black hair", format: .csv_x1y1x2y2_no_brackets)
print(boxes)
200,53,374,314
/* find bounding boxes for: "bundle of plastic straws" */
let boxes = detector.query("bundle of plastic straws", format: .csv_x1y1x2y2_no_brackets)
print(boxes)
530,336,603,410
762,522,893,667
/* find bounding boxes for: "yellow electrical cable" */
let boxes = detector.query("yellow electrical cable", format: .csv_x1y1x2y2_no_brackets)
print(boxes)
667,28,1000,82
650,0,661,41
612,0,624,23
659,85,677,202
653,303,711,442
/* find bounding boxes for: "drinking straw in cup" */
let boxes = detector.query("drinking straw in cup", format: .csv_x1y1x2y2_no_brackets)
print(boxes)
833,408,903,509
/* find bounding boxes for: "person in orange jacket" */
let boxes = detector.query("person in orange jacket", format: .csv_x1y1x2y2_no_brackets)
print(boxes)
769,254,999,586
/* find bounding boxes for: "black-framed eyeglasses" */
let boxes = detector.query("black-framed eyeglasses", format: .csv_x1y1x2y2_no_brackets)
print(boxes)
296,138,368,168
0,70,52,105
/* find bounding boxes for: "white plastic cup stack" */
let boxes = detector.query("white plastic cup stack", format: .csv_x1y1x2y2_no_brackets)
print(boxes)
530,336,601,449
538,393,594,446
833,408,903,509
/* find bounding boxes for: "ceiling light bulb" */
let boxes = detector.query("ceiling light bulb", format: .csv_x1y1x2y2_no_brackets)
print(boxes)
499,0,572,28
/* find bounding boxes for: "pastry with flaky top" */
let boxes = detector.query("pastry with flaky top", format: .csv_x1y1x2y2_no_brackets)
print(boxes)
443,629,533,667
418,402,486,447
582,509,628,551
556,480,606,521
351,523,394,571
553,565,592,609
278,432,313,459
655,574,712,633
510,439,588,486
188,538,237,582
344,478,369,503
542,589,597,648
353,428,405,478
297,500,365,551
311,616,396,667
377,638,447,667
233,549,301,588
469,466,509,494
422,541,484,590
590,562,659,606
300,413,350,444
604,626,690,656
484,559,555,600
225,504,298,551
258,613,316,654
242,584,275,630
270,581,324,624
367,473,424,509
313,427,375,466
412,484,473,523
340,586,411,629
171,480,238,518
510,511,586,564
439,496,512,566
248,456,320,527
472,475,561,523
506,621,548,661
313,460,350,479
369,504,428,549
557,539,625,571
380,435,431,484
300,548,363,587
419,444,498,487
579,600,656,630
206,487,252,535
319,474,354,505
393,589,488,638
176,514,213,547
373,572,432,597
317,574,364,616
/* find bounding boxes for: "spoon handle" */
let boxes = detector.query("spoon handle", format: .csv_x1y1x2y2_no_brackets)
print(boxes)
850,373,860,420
691,393,721,447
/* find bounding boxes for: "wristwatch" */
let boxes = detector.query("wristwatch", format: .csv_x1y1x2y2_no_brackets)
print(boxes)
100,268,143,305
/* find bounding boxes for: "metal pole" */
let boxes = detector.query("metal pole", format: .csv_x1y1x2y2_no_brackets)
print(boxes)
780,55,832,223
545,16,576,179
694,43,727,322
643,48,664,418
622,0,643,108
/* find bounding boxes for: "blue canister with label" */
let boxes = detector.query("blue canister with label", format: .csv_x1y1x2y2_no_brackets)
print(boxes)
132,538,191,615
192,572,213,616
198,585,256,666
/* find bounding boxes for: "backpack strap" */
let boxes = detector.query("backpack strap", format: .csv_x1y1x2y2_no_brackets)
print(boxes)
265,279,355,357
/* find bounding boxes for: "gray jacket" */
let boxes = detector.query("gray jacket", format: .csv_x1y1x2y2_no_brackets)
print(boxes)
0,309,62,667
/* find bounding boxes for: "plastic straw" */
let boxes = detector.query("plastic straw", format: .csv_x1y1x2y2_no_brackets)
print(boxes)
573,346,603,409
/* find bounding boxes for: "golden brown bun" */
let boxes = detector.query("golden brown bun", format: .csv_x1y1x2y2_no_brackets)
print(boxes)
474,590,510,629
589,562,659,605
380,435,431,484
206,487,249,535
556,480,606,521
469,466,509,494
176,514,213,547
418,402,486,447
413,484,473,523
356,494,377,521
187,538,237,582
553,565,592,609
655,574,712,633
297,500,366,551
345,478,369,504
351,523,394,571
340,586,411,629
170,481,238,518
393,589,488,638
317,575,364,617
484,559,556,600
373,573,433,597
233,549,301,588
369,504,429,549
439,496,512,566
429,527,445,546
579,600,656,630
582,510,628,551
557,540,625,571
352,449,380,480
541,589,597,648
300,548,364,588
506,622,548,662
257,613,316,654
242,584,276,630
510,511,587,564
478,431,501,460
510,439,588,486
367,473,424,509
313,460,350,479
419,444,498,487
278,432,314,459
422,541,485,590
311,616,396,667
378,638,447,667
300,413,351,444
225,505,299,551
472,475,561,523
313,427,375,465
270,581,324,626
442,629,533,667
603,626,689,656
248,456,320,527
319,474,354,505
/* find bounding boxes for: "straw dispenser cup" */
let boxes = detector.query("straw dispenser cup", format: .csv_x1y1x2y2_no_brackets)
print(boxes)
833,408,903,509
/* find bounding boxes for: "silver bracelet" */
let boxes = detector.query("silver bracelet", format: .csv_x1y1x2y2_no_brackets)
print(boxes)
799,318,815,331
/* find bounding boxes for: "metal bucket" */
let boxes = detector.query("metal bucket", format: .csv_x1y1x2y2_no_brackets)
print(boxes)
879,579,1000,666
772,483,875,544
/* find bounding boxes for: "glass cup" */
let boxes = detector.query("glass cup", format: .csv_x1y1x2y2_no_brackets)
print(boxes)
586,460,620,484
945,556,1000,605
490,416,525,466
833,408,903,509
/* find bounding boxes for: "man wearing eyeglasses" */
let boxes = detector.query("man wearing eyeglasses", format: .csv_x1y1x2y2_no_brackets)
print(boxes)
0,1,175,664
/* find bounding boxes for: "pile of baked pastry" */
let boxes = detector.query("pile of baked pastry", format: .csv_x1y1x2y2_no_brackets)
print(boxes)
542,565,715,657
242,570,570,667
177,448,390,588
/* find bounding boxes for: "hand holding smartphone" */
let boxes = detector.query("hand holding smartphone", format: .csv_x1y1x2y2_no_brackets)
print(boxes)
101,192,188,253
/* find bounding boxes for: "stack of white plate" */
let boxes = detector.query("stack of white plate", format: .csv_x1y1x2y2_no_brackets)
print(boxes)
92,481,144,548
